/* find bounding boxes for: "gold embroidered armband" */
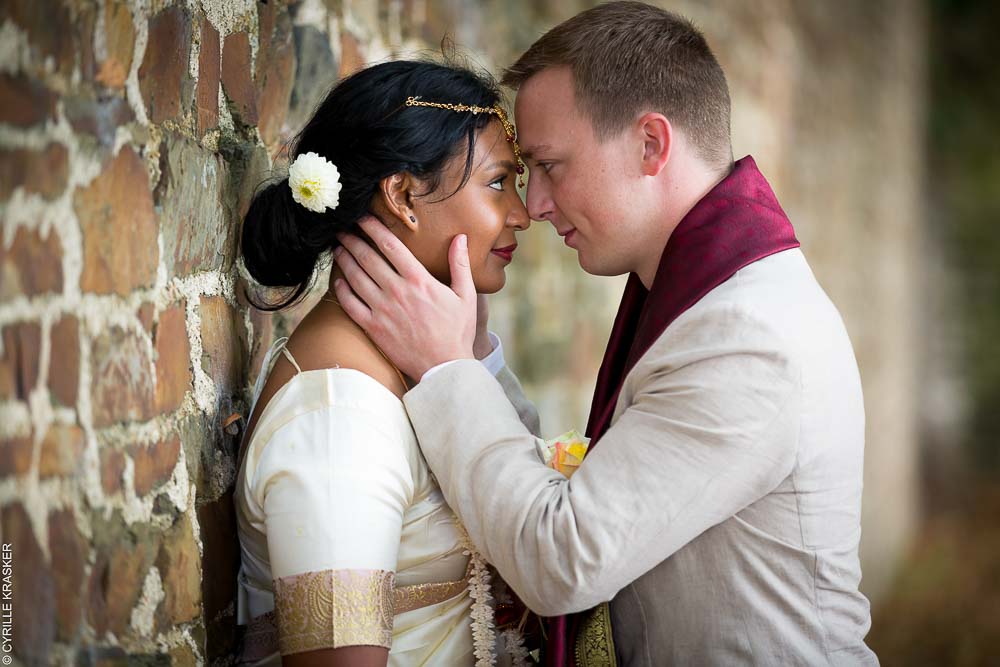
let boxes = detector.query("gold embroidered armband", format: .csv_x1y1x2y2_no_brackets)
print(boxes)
274,568,395,654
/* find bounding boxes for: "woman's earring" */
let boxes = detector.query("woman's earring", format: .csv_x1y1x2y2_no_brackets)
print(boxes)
409,215,416,223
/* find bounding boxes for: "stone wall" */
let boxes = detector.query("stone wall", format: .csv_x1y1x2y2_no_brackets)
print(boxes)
0,0,924,663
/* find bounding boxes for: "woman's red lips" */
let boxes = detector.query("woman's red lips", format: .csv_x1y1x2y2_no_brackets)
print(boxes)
491,243,517,262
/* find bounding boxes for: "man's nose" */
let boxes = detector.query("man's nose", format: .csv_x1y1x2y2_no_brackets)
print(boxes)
525,174,553,222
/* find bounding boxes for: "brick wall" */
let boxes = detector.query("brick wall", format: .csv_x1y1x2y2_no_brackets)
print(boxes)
0,0,306,662
0,0,925,663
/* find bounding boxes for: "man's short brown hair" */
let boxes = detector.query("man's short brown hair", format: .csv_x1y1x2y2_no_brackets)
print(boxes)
502,1,732,168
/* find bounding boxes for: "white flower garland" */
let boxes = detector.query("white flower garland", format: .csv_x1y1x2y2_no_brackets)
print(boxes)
498,627,532,666
454,518,532,667
455,519,498,666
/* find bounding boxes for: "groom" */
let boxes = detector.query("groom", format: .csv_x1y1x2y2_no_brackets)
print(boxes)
333,2,878,665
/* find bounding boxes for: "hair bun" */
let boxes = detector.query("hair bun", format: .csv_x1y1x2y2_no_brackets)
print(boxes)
240,179,330,308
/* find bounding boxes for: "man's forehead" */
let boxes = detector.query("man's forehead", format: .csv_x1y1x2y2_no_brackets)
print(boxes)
515,101,583,159
513,67,578,144
513,96,566,153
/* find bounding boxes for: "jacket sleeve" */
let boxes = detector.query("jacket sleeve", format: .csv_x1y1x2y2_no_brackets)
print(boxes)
402,304,801,616
494,365,542,437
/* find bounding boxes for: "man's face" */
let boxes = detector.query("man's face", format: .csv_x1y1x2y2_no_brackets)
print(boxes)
515,66,644,277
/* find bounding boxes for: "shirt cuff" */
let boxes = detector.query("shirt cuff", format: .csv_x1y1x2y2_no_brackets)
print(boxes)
422,332,506,381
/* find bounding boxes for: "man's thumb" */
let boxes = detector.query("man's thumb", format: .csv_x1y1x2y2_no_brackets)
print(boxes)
449,234,475,301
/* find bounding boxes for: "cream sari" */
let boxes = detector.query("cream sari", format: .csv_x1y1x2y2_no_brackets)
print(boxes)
234,337,510,665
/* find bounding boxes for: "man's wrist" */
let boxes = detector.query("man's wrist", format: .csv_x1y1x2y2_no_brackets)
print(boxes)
421,333,505,382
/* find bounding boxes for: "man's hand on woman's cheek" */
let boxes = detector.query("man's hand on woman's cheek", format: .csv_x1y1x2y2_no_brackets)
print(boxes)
332,215,479,381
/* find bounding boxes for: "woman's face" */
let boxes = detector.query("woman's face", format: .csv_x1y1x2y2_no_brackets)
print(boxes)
390,120,531,294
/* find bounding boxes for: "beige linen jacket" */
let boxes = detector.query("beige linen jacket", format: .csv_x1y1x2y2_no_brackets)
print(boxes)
404,249,879,666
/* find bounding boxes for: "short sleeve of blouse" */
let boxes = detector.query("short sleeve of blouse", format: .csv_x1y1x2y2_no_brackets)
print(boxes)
252,403,415,654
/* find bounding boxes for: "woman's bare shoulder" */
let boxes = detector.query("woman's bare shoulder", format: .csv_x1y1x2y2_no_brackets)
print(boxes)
286,312,408,400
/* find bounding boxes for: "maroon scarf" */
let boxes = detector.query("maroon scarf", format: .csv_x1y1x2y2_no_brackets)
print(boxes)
544,156,800,666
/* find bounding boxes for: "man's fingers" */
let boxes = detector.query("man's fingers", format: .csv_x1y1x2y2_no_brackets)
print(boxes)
337,232,399,290
358,216,427,281
448,234,477,303
332,276,373,328
333,245,383,310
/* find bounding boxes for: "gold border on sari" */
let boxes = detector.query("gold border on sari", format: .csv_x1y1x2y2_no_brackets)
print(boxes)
271,565,472,656
274,568,395,654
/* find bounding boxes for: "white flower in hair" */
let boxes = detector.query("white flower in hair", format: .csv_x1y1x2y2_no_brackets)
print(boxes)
288,152,342,213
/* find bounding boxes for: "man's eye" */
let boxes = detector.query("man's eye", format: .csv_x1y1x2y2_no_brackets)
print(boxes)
489,175,507,191
537,162,553,174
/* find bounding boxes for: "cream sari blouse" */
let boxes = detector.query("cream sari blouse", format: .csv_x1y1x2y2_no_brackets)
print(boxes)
234,338,478,665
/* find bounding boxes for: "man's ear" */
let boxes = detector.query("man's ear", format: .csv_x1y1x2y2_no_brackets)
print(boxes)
378,172,420,232
637,113,672,177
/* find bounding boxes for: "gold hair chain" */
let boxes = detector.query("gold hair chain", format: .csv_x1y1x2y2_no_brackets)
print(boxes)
405,96,526,188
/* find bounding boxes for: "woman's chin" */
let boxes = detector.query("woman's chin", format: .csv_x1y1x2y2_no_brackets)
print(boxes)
472,268,506,294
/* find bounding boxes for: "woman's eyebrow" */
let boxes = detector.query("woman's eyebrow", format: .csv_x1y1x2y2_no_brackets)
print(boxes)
483,159,516,172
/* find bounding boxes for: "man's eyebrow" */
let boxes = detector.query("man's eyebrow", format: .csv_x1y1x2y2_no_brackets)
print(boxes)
520,144,552,161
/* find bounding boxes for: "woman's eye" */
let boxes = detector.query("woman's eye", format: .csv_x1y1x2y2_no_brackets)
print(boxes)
489,175,507,191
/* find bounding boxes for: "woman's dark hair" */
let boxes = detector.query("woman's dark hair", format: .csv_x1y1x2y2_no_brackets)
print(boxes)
240,60,503,310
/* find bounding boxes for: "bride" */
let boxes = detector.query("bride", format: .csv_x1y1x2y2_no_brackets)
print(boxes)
233,59,537,666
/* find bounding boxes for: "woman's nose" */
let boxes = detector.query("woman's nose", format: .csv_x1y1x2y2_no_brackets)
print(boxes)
509,193,531,231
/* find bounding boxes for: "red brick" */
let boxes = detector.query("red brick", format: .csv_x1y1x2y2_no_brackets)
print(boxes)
156,514,201,625
2,503,55,661
154,306,191,414
138,6,192,124
76,147,158,296
0,330,12,398
48,509,87,641
137,302,155,333
339,31,365,78
96,1,135,90
0,436,33,477
38,424,85,478
87,537,157,636
196,19,221,133
0,73,57,127
1,321,41,400
48,315,80,406
100,447,125,494
78,2,98,83
90,326,155,428
0,226,63,299
221,31,257,124
256,2,295,147
200,296,247,395
1,0,75,77
129,436,180,496
0,144,69,201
